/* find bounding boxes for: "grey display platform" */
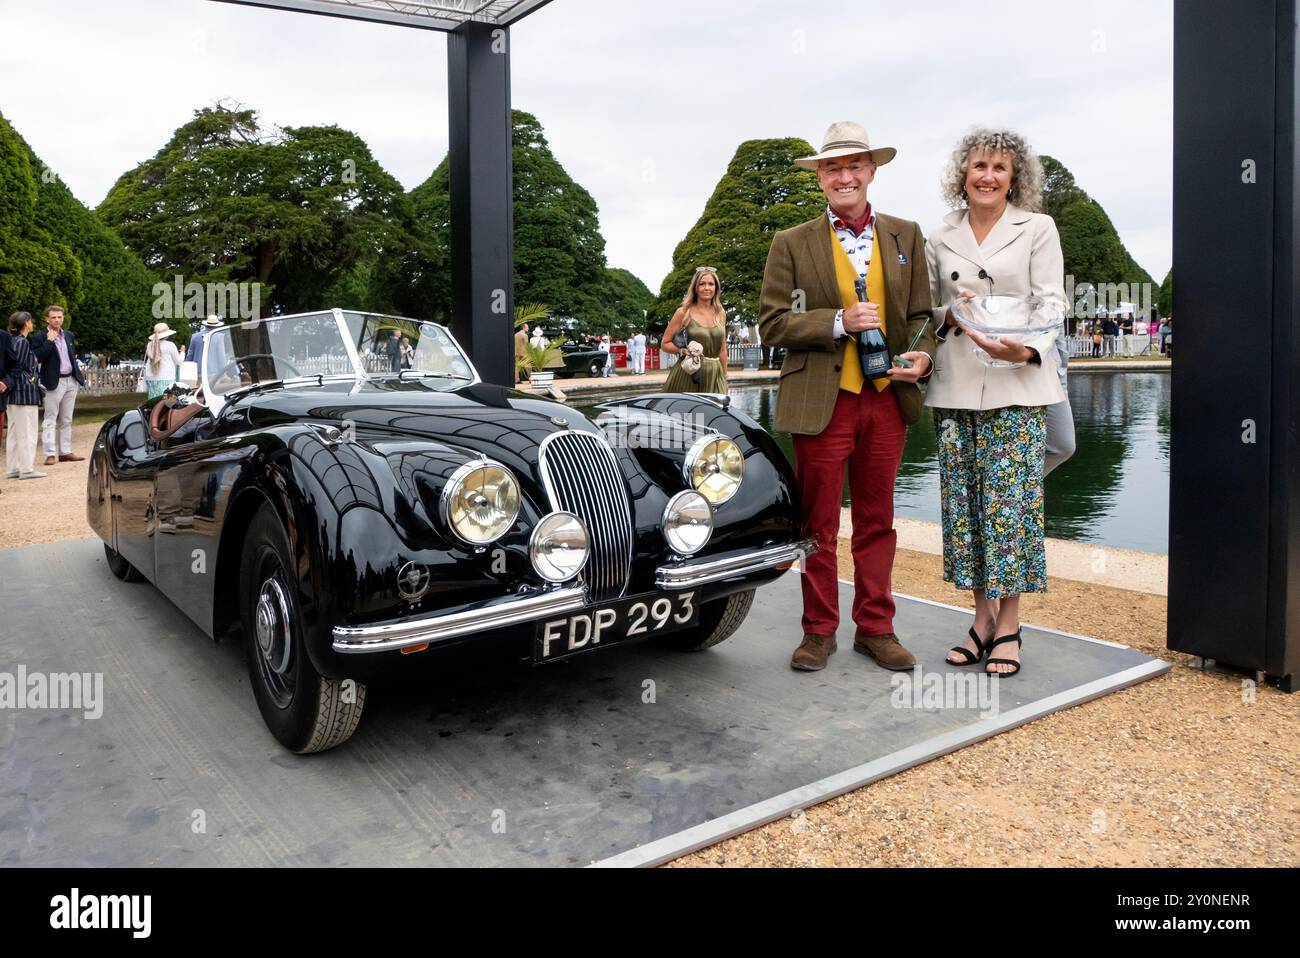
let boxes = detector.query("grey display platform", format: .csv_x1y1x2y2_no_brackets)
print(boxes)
0,539,1167,867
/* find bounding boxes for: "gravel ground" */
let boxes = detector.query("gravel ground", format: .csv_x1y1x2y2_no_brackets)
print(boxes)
4,419,1296,868
669,548,1299,868
0,422,101,547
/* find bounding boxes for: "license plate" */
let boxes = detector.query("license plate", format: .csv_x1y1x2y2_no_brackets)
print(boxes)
534,591,699,663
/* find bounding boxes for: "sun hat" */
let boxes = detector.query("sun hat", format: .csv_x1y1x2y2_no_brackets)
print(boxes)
794,121,897,170
150,322,176,341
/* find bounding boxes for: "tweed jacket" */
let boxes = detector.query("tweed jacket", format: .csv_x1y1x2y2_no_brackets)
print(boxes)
758,211,936,435
923,205,1067,410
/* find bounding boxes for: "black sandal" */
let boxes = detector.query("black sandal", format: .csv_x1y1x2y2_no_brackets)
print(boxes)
985,632,1023,676
947,627,991,666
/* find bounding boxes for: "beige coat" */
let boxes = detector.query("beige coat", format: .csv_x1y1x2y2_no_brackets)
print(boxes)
758,212,936,435
924,205,1067,411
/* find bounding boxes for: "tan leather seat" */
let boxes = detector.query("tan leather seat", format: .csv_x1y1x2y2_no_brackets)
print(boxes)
149,393,207,442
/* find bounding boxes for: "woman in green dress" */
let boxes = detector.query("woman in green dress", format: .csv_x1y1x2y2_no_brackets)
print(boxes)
662,266,729,394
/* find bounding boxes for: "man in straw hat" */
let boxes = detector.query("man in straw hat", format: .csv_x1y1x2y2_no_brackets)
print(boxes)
185,315,225,368
759,121,936,674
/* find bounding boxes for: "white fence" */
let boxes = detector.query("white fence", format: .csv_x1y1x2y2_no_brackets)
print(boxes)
1064,334,1166,358
81,367,143,396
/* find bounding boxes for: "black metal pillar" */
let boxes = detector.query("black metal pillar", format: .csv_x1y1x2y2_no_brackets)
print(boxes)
448,21,514,386
1169,0,1299,689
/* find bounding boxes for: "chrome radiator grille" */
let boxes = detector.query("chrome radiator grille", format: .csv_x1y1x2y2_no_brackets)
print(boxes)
537,431,633,601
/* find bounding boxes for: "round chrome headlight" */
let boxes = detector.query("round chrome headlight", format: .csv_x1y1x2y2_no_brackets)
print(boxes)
684,435,744,505
440,460,520,545
530,512,589,583
663,490,713,556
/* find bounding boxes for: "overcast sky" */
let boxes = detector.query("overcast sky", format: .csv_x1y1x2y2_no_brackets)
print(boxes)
1,0,1173,294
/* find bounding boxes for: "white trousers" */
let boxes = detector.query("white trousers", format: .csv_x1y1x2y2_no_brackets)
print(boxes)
42,377,79,456
1043,340,1076,477
631,351,646,374
1044,395,1076,476
5,405,39,474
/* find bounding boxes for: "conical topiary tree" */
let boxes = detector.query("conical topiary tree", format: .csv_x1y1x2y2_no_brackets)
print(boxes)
6,116,157,357
647,138,824,333
394,110,612,334
0,110,81,317
1040,154,1154,309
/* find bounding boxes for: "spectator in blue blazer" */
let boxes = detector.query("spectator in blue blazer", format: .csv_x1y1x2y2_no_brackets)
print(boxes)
30,305,86,466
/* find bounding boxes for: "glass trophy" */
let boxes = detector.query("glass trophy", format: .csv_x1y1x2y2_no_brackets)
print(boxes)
950,294,1065,368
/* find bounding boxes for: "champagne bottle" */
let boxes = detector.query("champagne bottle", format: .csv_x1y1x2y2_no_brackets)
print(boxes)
854,277,891,383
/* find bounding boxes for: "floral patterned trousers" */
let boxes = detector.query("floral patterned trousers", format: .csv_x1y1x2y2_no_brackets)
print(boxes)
932,406,1047,598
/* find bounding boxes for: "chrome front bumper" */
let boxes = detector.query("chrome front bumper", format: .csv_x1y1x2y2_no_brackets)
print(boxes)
332,586,587,654
655,539,814,591
331,539,813,654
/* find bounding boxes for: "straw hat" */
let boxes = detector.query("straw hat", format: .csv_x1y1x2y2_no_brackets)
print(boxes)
150,322,176,341
794,121,897,170
201,315,224,328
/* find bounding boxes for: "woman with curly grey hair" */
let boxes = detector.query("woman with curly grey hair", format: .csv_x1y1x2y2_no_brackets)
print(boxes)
924,129,1072,677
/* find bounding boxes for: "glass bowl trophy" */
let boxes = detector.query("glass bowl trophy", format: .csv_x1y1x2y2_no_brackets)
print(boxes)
950,294,1065,368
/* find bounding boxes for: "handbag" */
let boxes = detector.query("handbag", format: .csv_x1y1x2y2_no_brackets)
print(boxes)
673,328,689,350
680,341,704,376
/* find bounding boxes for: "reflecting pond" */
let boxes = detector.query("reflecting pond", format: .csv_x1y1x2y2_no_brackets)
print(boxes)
724,371,1170,554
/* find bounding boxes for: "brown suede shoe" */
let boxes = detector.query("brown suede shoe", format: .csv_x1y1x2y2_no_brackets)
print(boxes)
59,453,85,462
790,633,837,672
853,631,917,671
44,455,57,466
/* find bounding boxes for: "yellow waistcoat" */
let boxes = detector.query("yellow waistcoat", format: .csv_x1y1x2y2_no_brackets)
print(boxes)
828,222,889,393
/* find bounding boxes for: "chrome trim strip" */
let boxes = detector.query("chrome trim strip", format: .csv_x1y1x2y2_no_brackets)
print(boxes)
332,586,588,654
655,540,815,591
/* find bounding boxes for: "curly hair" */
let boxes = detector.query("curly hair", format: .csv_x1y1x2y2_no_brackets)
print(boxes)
940,128,1044,213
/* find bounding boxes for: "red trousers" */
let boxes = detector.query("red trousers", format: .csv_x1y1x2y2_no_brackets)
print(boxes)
792,387,906,637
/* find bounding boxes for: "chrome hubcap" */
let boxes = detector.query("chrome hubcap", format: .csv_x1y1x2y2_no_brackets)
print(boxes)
254,575,294,705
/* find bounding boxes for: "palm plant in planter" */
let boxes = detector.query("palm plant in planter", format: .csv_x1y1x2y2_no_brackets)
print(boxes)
521,338,567,387
514,302,550,383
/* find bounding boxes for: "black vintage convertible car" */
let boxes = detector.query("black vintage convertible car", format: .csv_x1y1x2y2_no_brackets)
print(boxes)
554,341,609,379
88,310,808,752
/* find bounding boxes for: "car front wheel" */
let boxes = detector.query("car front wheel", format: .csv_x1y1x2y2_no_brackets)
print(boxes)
655,589,754,652
239,503,365,753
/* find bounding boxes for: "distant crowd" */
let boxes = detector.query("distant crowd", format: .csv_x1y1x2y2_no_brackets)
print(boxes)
1076,315,1172,358
1,306,87,487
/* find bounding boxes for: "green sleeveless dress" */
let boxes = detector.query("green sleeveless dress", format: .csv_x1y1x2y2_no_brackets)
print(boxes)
664,318,728,395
